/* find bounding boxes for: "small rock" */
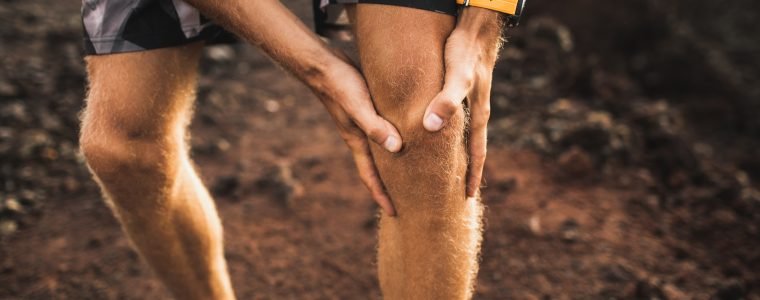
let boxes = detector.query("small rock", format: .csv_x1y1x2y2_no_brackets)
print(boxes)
1,102,29,122
205,45,235,62
693,142,714,158
557,146,595,178
495,177,517,193
212,175,239,198
265,100,280,113
215,139,231,152
645,193,661,208
560,218,580,242
0,220,17,235
586,111,613,129
87,238,102,249
529,215,542,235
712,209,737,226
713,280,745,300
4,197,23,213
548,98,584,117
255,162,304,206
63,176,81,193
600,264,632,283
39,110,62,131
42,147,59,160
741,188,760,202
662,284,687,300
632,279,666,299
0,80,19,97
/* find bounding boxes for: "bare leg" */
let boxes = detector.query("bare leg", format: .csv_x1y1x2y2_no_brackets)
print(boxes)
79,43,235,300
355,5,484,299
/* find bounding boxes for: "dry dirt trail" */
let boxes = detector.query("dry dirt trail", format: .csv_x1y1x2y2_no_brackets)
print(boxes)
1,0,758,299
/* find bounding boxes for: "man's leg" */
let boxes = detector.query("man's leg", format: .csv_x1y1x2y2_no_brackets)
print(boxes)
355,5,484,299
79,42,235,300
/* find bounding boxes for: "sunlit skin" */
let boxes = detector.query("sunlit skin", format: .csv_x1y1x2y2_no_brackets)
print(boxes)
79,0,503,299
81,43,235,300
356,4,501,299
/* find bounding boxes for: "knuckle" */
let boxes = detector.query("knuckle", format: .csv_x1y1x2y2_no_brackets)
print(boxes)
481,105,492,119
344,136,366,151
471,118,489,130
372,191,387,202
444,97,462,112
365,125,385,140
461,72,475,89
471,151,487,162
358,172,374,187
476,65,491,79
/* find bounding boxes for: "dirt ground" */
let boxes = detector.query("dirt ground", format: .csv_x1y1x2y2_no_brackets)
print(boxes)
1,0,759,299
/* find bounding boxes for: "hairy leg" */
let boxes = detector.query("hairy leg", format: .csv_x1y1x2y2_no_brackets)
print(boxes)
79,43,235,300
355,5,484,299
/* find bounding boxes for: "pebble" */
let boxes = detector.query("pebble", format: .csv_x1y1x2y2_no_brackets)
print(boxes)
529,215,542,235
4,197,23,213
557,146,595,178
0,220,17,235
265,99,280,113
560,218,580,242
205,45,235,62
0,79,19,96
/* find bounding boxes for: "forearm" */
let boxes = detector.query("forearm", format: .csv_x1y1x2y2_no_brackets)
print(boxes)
184,0,339,86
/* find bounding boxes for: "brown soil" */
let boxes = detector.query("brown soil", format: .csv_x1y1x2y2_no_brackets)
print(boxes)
1,0,758,299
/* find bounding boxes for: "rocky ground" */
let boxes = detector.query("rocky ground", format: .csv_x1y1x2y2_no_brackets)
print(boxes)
1,0,758,299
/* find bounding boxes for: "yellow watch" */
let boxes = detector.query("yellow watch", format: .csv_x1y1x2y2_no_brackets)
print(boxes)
456,0,526,27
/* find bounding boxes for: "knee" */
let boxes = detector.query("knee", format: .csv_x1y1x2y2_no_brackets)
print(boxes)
79,116,181,187
373,96,468,202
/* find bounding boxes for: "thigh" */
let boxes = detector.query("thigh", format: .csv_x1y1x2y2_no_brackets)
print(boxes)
355,5,466,210
354,4,456,131
81,42,204,143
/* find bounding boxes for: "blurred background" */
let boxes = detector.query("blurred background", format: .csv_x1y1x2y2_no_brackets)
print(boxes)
1,0,758,298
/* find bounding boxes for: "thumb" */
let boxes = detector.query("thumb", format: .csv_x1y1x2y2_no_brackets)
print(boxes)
354,112,403,153
423,72,472,132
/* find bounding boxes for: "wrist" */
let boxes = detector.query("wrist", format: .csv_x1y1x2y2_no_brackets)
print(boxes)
301,54,350,101
456,7,504,60
297,48,342,91
458,7,504,40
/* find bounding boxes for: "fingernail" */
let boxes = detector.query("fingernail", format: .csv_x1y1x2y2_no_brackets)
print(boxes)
424,113,444,131
384,136,400,152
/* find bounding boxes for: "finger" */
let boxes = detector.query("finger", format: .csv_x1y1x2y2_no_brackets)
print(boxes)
346,139,397,216
423,70,472,132
353,112,403,153
466,86,491,197
466,124,487,197
342,95,403,153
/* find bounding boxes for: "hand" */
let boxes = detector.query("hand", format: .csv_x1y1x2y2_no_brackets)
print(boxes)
422,8,503,198
182,0,401,214
314,52,402,216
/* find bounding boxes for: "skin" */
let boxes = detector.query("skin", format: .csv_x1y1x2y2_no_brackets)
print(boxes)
181,0,404,216
81,42,235,300
355,4,502,299
79,0,503,298
424,8,505,198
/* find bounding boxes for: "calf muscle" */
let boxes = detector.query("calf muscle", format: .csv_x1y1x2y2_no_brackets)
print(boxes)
80,43,234,300
356,5,484,299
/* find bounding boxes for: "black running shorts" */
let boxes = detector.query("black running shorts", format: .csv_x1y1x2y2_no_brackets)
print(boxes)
81,0,458,55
